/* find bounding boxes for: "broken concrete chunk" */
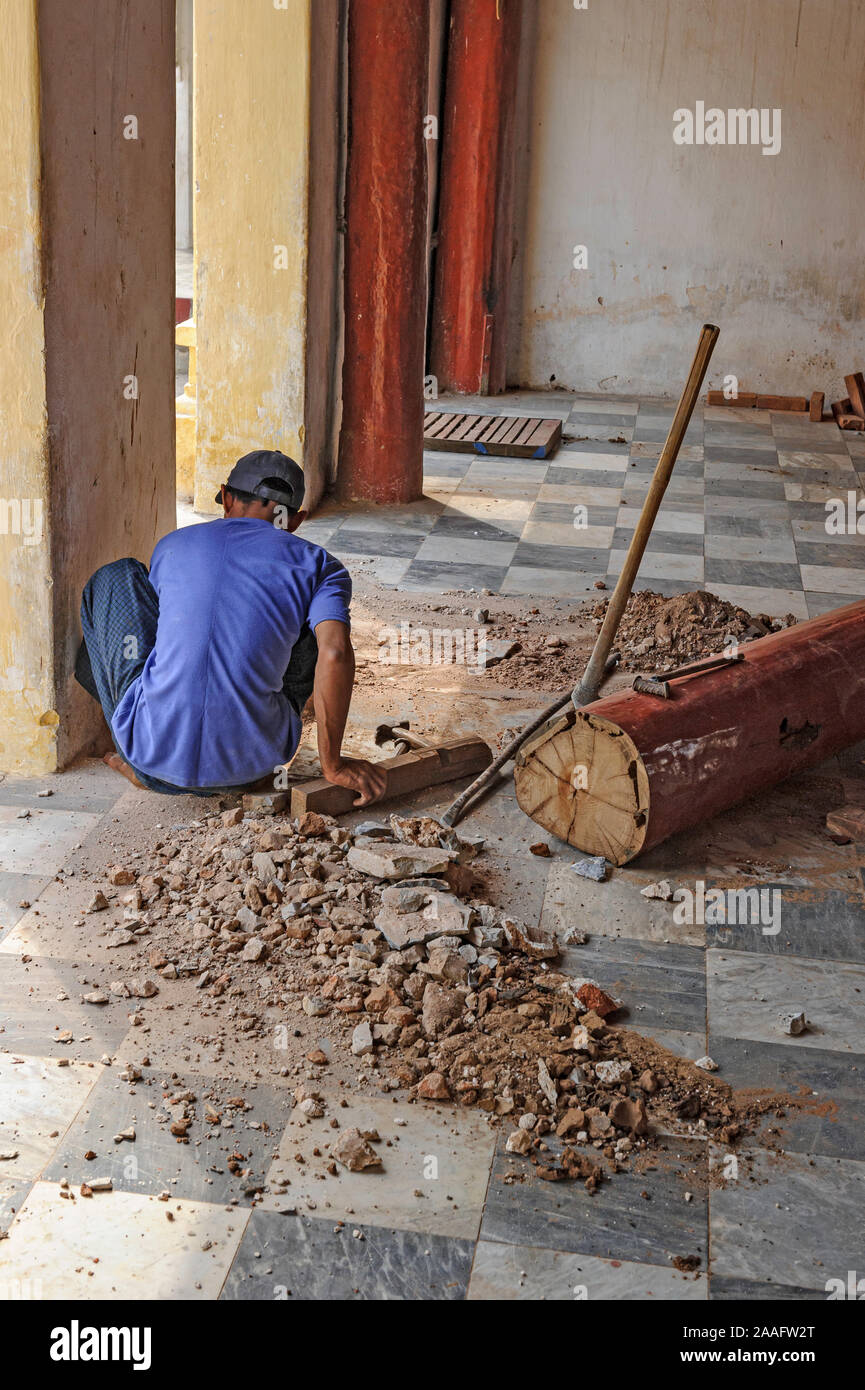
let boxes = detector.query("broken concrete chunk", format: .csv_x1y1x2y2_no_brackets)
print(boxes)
417,1070,451,1100
251,852,277,883
694,1056,718,1072
130,977,159,999
351,1020,374,1056
537,1058,558,1109
86,891,109,913
241,937,267,963
302,994,329,1017
347,843,456,881
505,1128,533,1155
779,1010,809,1036
594,1059,632,1086
330,1127,382,1171
640,879,675,901
501,918,558,961
421,982,462,1037
373,891,471,951
571,856,608,882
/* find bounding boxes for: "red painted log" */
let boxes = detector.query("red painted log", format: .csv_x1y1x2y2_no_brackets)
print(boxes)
514,599,865,864
430,0,524,395
338,0,429,502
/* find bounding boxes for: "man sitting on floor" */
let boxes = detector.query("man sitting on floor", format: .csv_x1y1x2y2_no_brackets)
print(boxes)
75,449,385,807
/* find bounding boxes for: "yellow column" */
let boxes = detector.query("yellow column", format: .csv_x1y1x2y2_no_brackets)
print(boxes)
0,4,55,773
0,1,176,776
193,0,339,515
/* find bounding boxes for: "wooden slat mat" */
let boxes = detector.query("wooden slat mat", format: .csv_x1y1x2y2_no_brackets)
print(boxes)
423,410,562,459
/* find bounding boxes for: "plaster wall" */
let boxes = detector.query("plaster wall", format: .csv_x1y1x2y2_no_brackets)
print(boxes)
512,0,865,396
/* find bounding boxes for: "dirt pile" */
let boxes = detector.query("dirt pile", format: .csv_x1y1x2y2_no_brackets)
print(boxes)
584,589,798,673
76,806,802,1198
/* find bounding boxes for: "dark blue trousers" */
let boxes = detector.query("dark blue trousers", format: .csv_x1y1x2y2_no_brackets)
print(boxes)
76,557,318,794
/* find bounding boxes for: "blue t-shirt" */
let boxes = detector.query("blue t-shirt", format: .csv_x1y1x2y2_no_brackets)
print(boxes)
111,518,351,790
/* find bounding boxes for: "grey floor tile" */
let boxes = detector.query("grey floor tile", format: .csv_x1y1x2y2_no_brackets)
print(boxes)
512,542,609,572
221,1210,473,1300
468,1238,706,1300
796,541,865,569
400,561,508,593
709,1146,865,1290
41,1068,294,1203
705,1035,865,1161
546,466,627,489
611,527,704,555
567,410,637,429
704,558,803,589
529,501,619,527
427,513,526,542
805,591,858,617
707,948,865,1055
559,936,707,1034
481,1132,708,1268
555,439,630,455
704,882,865,964
709,1275,825,1300
332,530,423,558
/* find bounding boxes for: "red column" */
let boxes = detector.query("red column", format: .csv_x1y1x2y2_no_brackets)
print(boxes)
338,0,429,503
430,0,523,396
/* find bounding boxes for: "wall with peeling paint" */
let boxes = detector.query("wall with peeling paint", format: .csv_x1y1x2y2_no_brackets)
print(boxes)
512,0,865,396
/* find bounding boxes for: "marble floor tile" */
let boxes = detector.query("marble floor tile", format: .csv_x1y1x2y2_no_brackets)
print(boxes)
260,1093,495,1240
611,526,704,555
705,1035,865,1161
443,494,535,523
568,399,638,416
704,881,865,964
784,479,853,503
0,1181,246,1299
410,535,519,568
616,506,704,534
221,1210,473,1300
0,955,133,1061
798,564,865,597
339,556,411,587
703,532,796,563
709,1275,825,1300
41,1068,294,1204
514,542,609,573
400,561,509,593
555,451,629,473
467,1239,706,1300
777,450,855,475
0,1053,98,1181
703,406,772,426
704,557,802,590
537,483,621,509
805,591,858,617
629,441,704,462
331,529,423,558
0,873,51,936
567,409,637,427
706,583,809,619
0,807,102,876
707,948,865,1054
558,935,708,1034
0,1177,31,1236
538,861,706,949
0,761,124,815
556,439,629,456
705,477,787,501
428,512,526,541
608,549,704,583
709,1146,865,1291
481,1132,708,1267
520,521,614,550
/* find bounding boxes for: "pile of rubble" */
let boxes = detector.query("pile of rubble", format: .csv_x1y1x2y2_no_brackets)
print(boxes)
76,808,795,1192
583,589,798,672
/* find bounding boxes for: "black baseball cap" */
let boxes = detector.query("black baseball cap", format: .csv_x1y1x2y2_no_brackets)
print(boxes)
216,449,305,510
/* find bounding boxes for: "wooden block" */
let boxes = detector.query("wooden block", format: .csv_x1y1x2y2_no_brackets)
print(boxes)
844,372,865,418
832,397,853,424
755,395,808,412
290,736,493,816
706,390,757,407
809,391,824,422
838,414,865,432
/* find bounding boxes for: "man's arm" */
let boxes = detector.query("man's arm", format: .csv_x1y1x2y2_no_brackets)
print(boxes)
312,619,386,807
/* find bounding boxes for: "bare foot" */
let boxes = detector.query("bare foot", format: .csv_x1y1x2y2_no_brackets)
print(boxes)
103,751,146,789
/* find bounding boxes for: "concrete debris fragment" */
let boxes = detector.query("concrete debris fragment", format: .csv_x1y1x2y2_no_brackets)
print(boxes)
571,856,608,882
694,1056,718,1072
779,1010,809,1036
640,880,675,901
347,843,456,880
86,891,109,913
330,1127,381,1171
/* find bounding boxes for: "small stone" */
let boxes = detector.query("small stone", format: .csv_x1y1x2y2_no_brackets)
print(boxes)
529,842,552,858
638,1069,658,1094
609,1097,648,1135
505,1128,533,1155
330,1127,381,1171
83,990,110,1005
694,1056,718,1072
222,807,244,826
594,1059,632,1086
779,1010,809,1036
108,867,136,886
302,994,330,1017
351,1020,374,1056
416,1071,451,1101
640,880,675,901
86,891,109,913
241,937,267,963
130,977,159,998
113,1127,136,1144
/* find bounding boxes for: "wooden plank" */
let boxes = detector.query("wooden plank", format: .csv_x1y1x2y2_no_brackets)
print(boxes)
499,415,530,445
424,412,459,440
290,736,493,816
809,391,824,422
844,372,865,419
755,394,808,412
838,414,865,432
525,417,561,454
448,415,477,442
832,397,853,425
464,413,491,441
706,390,757,407
435,412,468,441
423,411,444,432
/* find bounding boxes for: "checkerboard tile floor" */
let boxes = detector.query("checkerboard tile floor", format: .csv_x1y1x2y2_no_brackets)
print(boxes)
1,746,864,1300
299,394,865,618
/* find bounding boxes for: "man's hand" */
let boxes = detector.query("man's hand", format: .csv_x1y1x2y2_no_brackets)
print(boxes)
322,756,387,807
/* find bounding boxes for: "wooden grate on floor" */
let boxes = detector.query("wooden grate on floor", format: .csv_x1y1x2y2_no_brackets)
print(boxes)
423,409,562,459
